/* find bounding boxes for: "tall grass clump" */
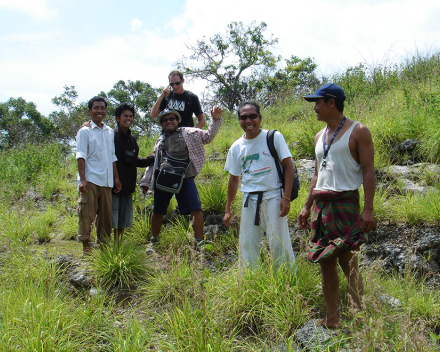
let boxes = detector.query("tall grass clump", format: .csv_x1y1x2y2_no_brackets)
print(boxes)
93,240,148,289
0,142,69,198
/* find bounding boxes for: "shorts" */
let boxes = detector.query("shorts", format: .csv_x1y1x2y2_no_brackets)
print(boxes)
153,177,201,215
112,193,134,229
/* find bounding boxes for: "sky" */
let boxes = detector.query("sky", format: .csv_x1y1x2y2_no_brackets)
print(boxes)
1,0,439,115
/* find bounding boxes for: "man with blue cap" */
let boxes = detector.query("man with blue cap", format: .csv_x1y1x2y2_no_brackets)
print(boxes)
298,83,375,329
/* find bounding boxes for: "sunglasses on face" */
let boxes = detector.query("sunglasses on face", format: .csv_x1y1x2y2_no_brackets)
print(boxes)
169,81,182,86
239,113,259,121
161,116,177,123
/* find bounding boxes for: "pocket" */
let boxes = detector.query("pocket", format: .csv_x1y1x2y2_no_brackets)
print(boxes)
77,194,88,216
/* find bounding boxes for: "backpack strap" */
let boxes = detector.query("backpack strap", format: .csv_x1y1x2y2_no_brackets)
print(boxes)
266,130,285,189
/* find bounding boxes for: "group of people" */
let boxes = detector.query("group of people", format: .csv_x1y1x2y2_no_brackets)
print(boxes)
76,69,375,329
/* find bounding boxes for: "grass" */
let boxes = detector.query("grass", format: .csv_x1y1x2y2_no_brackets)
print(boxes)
1,50,440,350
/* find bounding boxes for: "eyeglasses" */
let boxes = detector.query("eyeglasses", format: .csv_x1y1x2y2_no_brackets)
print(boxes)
161,116,177,123
169,81,182,86
239,114,259,121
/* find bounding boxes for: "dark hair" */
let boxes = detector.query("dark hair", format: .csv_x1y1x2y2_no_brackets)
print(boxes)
168,70,184,81
324,96,344,113
237,101,262,119
88,96,107,110
115,103,135,123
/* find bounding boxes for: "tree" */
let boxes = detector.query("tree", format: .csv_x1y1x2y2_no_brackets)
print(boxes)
104,80,161,135
177,21,280,110
0,97,54,150
49,86,89,143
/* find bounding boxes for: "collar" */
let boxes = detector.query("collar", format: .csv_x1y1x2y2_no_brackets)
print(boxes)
117,125,131,136
91,121,108,130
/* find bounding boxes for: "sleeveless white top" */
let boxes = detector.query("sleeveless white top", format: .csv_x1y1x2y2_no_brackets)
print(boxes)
315,121,363,191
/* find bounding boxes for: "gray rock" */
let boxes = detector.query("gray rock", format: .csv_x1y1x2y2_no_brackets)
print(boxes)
54,255,74,270
379,294,401,309
294,320,337,350
69,269,93,288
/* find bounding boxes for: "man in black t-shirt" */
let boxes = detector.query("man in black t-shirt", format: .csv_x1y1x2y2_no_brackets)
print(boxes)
150,70,205,128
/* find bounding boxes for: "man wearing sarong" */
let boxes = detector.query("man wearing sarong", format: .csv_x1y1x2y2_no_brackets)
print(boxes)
298,84,375,329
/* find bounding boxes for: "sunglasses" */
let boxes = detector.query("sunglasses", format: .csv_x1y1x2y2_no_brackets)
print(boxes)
239,113,260,121
169,81,182,86
161,116,177,123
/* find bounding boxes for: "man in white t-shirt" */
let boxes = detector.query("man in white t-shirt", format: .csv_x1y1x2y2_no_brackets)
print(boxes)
223,101,296,272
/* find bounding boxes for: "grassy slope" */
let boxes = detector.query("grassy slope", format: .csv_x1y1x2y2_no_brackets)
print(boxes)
1,52,440,351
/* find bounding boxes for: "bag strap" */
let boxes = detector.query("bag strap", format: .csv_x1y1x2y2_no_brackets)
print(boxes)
266,130,285,189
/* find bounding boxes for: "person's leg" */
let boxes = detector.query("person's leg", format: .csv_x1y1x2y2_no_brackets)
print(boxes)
239,196,264,271
96,186,113,245
338,250,364,310
78,182,99,255
175,178,203,240
151,188,173,240
319,256,341,328
190,209,204,239
114,228,124,244
151,213,164,237
261,196,296,272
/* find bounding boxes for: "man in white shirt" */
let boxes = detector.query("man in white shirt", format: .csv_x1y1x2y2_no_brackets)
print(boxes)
76,96,121,254
223,101,296,272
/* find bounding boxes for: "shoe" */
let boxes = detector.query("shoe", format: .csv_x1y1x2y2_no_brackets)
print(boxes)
145,237,158,254
194,239,205,252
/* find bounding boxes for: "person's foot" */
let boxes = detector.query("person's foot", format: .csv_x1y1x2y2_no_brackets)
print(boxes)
145,237,158,255
316,318,342,329
83,241,92,256
194,238,205,252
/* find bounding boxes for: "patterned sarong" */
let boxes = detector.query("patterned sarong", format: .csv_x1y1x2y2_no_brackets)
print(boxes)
306,190,368,263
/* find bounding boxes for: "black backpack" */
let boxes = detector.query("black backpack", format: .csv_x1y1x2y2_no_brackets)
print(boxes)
266,130,300,201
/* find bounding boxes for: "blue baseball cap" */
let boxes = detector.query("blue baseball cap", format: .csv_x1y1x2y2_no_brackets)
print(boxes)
303,83,346,103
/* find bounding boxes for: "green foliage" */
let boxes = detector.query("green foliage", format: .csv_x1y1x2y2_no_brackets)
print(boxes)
198,180,227,213
0,142,68,198
0,97,55,150
93,240,148,289
50,85,89,143
178,21,280,110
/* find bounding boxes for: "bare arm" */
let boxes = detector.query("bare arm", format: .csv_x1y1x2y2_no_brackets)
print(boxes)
355,124,375,232
150,87,171,119
223,175,240,227
77,158,88,194
195,113,206,129
280,157,293,217
297,131,322,229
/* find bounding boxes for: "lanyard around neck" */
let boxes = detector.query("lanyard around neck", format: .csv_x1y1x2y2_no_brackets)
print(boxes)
321,116,347,168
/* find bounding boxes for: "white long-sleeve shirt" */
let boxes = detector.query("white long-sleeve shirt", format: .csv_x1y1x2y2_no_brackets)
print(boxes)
76,121,117,188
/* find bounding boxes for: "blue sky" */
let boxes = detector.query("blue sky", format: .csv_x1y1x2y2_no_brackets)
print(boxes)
1,0,439,115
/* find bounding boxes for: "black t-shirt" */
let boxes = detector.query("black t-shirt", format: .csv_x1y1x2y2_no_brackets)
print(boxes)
159,90,203,127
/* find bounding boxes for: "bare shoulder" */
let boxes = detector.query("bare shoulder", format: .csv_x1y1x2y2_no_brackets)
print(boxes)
352,122,373,143
314,128,326,145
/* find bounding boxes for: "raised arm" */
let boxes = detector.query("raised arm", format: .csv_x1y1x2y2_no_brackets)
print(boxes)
150,86,171,119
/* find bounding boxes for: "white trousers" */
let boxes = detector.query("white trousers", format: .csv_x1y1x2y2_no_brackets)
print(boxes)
239,193,296,272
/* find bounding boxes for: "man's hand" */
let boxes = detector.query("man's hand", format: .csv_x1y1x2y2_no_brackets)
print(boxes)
141,186,149,194
359,209,374,233
297,208,311,230
79,180,88,194
82,120,92,128
223,211,233,227
279,198,290,217
161,86,172,98
211,106,222,121
114,178,122,193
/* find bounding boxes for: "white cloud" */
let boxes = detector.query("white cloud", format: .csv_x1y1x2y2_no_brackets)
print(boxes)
0,0,58,20
1,0,440,115
131,19,143,32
